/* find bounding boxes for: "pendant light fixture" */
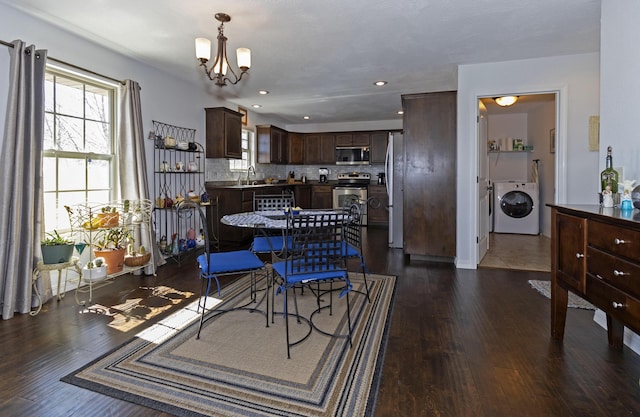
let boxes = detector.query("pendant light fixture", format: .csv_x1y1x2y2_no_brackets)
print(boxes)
195,13,251,87
494,96,519,107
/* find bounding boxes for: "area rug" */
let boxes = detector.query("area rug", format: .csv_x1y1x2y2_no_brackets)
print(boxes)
62,272,397,417
528,280,596,310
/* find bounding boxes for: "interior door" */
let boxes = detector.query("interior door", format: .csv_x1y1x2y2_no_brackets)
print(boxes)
477,100,490,263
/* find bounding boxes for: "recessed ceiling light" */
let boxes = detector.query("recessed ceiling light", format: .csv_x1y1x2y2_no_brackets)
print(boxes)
374,80,387,86
251,104,262,108
258,90,269,95
303,116,311,120
397,110,404,115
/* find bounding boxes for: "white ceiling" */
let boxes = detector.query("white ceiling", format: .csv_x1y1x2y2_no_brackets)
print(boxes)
1,0,600,126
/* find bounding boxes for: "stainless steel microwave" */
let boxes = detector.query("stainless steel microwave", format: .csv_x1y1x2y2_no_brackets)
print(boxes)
335,146,370,165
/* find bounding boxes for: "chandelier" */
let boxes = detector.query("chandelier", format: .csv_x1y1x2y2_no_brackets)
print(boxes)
195,13,251,87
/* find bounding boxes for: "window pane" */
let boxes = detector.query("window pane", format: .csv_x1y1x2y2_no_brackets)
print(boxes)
45,74,54,113
85,85,109,122
86,120,110,153
57,191,86,229
88,159,110,189
44,113,54,150
58,158,86,191
56,78,84,117
43,157,56,192
88,190,110,205
56,115,83,151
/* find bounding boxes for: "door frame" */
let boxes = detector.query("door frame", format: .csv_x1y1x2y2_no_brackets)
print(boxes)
473,88,565,268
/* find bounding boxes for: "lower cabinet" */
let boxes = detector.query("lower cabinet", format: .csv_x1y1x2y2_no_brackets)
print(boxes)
367,184,388,225
311,185,332,209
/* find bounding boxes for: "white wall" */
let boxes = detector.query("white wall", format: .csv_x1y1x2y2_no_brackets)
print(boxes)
456,53,600,269
527,101,556,237
600,0,640,185
0,3,223,186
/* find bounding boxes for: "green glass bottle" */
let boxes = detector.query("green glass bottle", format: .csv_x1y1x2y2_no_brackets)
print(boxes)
600,146,619,196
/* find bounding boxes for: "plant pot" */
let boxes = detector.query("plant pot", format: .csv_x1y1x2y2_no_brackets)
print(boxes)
94,248,126,275
82,265,108,282
41,244,74,265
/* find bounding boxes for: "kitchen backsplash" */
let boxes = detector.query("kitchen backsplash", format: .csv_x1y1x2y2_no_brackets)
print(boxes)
204,159,385,183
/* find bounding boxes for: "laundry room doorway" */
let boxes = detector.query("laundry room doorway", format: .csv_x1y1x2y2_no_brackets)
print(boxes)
478,93,556,271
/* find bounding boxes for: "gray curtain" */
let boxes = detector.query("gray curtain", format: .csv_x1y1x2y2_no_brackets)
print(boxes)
117,80,165,274
0,40,47,319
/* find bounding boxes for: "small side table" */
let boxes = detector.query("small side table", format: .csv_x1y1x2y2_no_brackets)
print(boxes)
31,257,82,316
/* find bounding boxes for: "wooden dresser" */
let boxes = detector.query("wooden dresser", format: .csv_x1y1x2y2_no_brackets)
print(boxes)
550,204,640,349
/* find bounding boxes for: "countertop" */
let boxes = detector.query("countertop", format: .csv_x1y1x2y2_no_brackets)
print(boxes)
548,203,640,224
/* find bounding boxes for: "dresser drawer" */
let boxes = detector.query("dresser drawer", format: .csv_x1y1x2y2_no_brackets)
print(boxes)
588,220,640,263
588,247,640,300
586,274,640,334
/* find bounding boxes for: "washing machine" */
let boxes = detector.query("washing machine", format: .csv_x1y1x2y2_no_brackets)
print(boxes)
493,182,539,235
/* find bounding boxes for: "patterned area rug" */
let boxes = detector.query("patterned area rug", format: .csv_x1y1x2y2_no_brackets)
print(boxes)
528,280,596,310
62,272,397,417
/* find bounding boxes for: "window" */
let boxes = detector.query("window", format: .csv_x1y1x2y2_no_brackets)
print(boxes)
229,128,253,171
43,68,116,232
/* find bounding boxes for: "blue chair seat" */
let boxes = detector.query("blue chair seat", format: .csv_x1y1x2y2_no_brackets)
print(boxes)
197,250,264,275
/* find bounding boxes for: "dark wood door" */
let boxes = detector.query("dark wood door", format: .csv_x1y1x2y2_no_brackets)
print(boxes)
402,91,456,258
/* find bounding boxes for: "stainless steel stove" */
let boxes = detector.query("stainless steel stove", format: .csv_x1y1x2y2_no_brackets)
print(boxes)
333,172,370,225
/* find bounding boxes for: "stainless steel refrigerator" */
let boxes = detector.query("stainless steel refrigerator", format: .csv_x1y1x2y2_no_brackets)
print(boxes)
385,131,404,248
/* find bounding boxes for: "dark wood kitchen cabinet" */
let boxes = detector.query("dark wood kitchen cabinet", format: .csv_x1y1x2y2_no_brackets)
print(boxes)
288,132,304,164
294,184,312,208
370,132,388,164
368,184,388,225
335,132,370,147
304,134,335,165
401,91,456,259
550,204,640,350
311,185,332,209
257,125,288,164
205,107,242,159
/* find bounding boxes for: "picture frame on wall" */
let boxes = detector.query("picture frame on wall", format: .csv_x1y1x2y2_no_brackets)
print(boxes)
238,106,248,126
549,128,556,153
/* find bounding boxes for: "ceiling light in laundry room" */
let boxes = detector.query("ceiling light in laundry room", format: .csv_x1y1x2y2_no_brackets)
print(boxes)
494,96,519,107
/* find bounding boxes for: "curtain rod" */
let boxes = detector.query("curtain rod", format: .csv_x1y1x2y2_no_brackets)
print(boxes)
1,38,125,85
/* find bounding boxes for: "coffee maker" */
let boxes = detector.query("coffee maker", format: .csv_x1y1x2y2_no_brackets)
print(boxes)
319,167,329,183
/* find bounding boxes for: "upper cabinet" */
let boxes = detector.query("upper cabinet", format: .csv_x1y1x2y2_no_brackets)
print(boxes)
257,125,288,164
335,133,370,147
205,107,242,159
370,132,388,164
288,132,304,164
304,134,335,165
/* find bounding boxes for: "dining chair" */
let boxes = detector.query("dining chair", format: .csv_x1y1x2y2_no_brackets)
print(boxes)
342,201,371,302
175,200,268,339
251,191,295,256
271,212,353,358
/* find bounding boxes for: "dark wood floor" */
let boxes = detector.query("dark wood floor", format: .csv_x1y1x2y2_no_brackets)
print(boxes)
2,227,640,416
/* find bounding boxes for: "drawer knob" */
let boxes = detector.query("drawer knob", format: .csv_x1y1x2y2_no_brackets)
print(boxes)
612,301,624,309
575,253,584,259
614,238,627,245
613,270,629,277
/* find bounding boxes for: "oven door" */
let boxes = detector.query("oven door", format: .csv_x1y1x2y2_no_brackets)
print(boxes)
332,186,368,225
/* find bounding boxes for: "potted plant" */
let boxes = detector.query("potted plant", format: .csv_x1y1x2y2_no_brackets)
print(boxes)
82,257,108,282
41,230,74,265
93,227,134,275
96,205,119,227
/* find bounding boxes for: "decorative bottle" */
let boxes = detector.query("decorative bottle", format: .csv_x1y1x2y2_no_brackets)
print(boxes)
600,146,619,198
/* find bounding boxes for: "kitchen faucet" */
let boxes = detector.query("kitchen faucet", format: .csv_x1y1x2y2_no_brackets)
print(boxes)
246,166,256,185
